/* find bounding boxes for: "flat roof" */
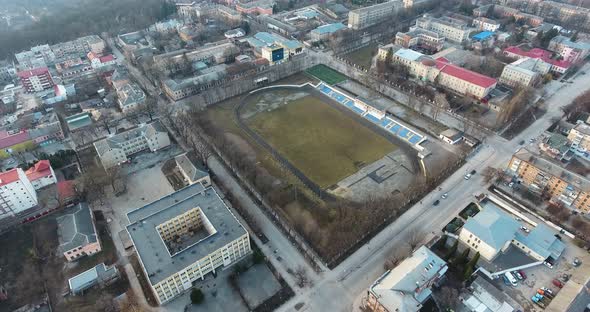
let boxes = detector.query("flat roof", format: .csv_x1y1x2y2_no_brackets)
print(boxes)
463,200,520,250
472,31,494,41
394,48,424,62
126,183,248,285
313,23,346,35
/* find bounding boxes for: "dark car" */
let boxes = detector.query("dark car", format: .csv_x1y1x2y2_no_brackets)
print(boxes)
470,169,476,175
433,200,440,206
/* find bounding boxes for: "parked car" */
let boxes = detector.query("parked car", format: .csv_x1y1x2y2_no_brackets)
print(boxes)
502,274,511,286
470,169,476,175
464,174,471,180
433,200,440,206
509,182,515,188
441,193,448,199
544,261,554,269
552,279,563,288
512,271,523,280
520,226,530,233
519,140,525,145
573,258,582,267
519,270,527,280
541,287,554,295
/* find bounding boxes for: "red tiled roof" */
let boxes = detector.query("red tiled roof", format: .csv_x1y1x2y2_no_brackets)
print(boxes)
504,46,571,69
0,130,31,149
435,58,497,88
99,55,115,63
0,169,20,187
17,67,50,79
25,160,52,181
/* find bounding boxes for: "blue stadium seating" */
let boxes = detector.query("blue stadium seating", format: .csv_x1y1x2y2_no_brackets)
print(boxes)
408,135,422,144
365,114,381,123
316,83,424,146
351,106,365,115
398,128,409,138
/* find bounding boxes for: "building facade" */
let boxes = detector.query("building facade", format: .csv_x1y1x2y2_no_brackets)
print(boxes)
503,46,571,75
472,17,501,31
500,57,549,87
507,148,590,212
415,15,473,43
94,122,170,169
126,183,251,304
235,0,274,15
395,28,445,52
348,0,403,30
567,122,590,160
0,168,38,220
57,203,102,261
17,67,54,93
548,35,590,64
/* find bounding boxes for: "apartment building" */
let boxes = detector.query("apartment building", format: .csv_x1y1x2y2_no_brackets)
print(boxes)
537,1,590,28
0,60,16,82
57,203,102,262
390,48,497,99
126,183,251,304
347,0,403,30
472,16,501,32
567,122,590,160
503,46,571,75
548,35,590,64
507,148,590,212
367,246,447,312
0,168,38,220
459,200,564,262
414,15,473,43
395,28,445,52
15,45,55,69
162,64,227,101
500,57,549,87
94,122,170,169
492,5,544,27
17,67,54,93
50,35,106,59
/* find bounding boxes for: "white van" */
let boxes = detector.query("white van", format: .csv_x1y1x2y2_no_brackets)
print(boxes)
504,272,518,287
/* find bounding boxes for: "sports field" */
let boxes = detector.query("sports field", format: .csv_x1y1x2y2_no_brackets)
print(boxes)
247,94,397,188
305,64,347,85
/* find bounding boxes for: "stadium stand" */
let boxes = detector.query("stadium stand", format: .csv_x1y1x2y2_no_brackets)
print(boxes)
315,82,426,147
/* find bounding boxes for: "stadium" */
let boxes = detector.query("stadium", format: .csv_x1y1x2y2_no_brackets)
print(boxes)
235,79,427,199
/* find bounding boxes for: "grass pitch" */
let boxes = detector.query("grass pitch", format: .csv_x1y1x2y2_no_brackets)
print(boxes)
305,64,347,85
247,95,397,188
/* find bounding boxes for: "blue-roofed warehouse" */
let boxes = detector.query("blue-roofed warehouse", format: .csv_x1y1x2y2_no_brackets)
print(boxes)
311,23,346,41
252,32,304,56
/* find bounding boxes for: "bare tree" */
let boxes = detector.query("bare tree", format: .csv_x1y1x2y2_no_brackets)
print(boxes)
433,92,450,121
384,245,411,270
436,286,460,310
407,229,425,251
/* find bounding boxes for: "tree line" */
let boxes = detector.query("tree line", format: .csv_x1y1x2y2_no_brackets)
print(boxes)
0,0,176,59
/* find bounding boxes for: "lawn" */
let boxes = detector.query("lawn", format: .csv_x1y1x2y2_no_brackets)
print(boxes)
305,64,347,85
247,95,397,188
344,44,378,69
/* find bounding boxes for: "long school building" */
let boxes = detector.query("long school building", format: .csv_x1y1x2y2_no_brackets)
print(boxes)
126,183,251,304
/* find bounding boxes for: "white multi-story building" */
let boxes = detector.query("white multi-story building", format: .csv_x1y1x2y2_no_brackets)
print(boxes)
472,17,501,32
126,183,251,305
0,168,38,219
415,15,474,43
500,57,550,87
93,121,170,169
348,0,403,30
24,160,58,190
115,82,146,112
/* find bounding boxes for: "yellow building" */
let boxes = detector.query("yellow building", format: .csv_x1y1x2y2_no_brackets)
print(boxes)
126,183,251,304
507,148,590,212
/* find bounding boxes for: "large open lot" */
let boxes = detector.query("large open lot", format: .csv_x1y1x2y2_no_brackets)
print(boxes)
305,64,347,85
246,92,397,189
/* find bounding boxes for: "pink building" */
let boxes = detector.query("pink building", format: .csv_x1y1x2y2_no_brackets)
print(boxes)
57,203,102,262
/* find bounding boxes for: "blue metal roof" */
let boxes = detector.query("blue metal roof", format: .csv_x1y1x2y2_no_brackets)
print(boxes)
473,31,494,41
463,201,520,250
313,23,346,35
